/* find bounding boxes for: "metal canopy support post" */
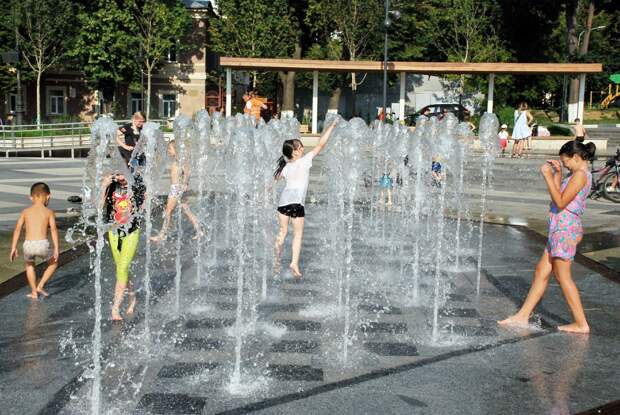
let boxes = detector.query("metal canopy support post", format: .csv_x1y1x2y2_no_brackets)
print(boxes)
487,73,495,113
578,73,586,121
312,70,318,134
399,72,406,121
225,68,232,117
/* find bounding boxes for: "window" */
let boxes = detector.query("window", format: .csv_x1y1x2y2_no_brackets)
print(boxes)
162,94,177,118
166,44,177,62
130,92,143,114
49,89,65,115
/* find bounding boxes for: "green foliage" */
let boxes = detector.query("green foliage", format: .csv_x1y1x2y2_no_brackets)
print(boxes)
209,0,297,58
69,0,139,102
134,0,193,72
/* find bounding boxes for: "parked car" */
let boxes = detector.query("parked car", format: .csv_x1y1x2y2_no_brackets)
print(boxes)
406,103,471,126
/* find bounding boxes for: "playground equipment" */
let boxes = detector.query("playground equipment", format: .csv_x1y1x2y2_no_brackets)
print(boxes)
601,73,620,109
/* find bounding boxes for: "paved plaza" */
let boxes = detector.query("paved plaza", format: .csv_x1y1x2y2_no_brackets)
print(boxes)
0,155,618,414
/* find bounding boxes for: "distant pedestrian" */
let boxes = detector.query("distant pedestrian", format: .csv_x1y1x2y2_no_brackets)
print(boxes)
511,102,533,158
116,112,146,168
6,111,15,126
498,124,509,157
10,182,59,299
574,118,587,143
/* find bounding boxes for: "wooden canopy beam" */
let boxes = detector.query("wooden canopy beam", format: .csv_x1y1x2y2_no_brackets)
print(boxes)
220,57,602,75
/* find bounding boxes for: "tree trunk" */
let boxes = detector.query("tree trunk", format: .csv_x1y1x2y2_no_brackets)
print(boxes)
279,71,296,113
36,71,41,128
146,66,152,119
566,0,581,121
579,2,595,55
351,72,357,117
279,44,301,116
328,87,342,113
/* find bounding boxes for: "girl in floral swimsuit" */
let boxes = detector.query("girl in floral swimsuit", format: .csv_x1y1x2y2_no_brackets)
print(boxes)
500,140,596,334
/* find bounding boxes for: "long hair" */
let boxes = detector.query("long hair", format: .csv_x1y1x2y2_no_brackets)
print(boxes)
559,140,596,162
519,102,529,111
274,139,303,178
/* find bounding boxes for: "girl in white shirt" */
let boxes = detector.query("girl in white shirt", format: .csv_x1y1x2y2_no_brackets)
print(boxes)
274,120,338,278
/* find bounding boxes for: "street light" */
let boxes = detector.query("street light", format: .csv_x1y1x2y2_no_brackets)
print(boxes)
382,0,399,122
578,25,606,49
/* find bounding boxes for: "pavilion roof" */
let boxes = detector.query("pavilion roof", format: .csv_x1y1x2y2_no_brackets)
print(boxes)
220,57,602,75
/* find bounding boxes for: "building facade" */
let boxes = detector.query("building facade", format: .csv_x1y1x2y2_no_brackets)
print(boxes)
1,0,215,124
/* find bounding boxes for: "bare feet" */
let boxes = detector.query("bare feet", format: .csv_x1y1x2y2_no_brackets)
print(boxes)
289,264,302,279
26,292,38,300
36,288,49,297
192,229,205,240
150,233,165,242
498,315,530,328
126,297,136,316
557,323,590,334
111,309,123,321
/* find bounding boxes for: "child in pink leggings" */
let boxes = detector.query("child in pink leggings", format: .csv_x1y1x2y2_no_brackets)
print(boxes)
500,140,595,334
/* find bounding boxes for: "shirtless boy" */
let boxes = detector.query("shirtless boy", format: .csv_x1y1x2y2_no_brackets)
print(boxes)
10,182,59,299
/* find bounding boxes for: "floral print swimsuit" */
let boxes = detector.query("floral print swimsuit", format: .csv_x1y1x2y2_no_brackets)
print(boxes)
546,169,592,261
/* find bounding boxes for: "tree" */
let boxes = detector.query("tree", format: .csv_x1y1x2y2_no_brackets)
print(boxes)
13,0,76,126
428,0,510,102
306,0,383,115
133,0,193,118
209,0,297,98
70,0,139,114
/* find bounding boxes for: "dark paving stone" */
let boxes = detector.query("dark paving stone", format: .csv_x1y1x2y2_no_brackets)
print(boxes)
157,362,219,378
137,393,206,414
265,364,324,381
359,321,407,334
444,325,498,337
207,287,240,296
364,342,418,356
280,288,319,297
396,394,428,408
358,303,403,315
185,318,234,329
439,308,480,318
258,303,303,313
177,337,224,351
270,340,319,353
446,293,470,302
214,302,236,311
273,319,321,332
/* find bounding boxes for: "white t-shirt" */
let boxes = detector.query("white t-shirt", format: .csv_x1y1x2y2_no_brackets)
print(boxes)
498,131,509,140
278,152,314,206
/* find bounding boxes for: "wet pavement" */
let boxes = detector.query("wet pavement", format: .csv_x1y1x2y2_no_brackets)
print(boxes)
1,215,618,414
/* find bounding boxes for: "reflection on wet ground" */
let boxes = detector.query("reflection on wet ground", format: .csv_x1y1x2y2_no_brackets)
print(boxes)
0,224,619,415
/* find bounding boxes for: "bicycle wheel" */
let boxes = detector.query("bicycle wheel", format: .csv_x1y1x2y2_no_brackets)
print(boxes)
603,174,620,202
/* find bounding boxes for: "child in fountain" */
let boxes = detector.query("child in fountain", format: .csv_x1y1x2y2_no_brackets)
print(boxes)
431,157,443,187
274,118,338,278
378,160,396,207
499,141,595,334
151,139,202,241
10,182,59,299
102,173,145,320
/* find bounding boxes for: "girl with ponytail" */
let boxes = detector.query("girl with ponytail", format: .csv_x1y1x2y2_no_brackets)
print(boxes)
274,119,338,278
500,140,596,333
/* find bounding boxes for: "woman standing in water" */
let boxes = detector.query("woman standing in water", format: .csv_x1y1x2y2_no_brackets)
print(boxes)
499,141,595,333
274,119,338,278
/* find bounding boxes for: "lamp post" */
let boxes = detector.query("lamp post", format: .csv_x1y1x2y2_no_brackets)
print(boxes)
382,0,399,121
578,25,606,49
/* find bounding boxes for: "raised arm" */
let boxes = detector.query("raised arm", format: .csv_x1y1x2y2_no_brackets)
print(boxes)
10,212,25,261
49,211,59,261
311,120,338,157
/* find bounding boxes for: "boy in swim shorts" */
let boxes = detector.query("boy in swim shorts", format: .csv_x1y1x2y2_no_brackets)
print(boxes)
10,182,59,299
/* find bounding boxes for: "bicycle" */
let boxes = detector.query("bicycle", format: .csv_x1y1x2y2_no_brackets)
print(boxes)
589,148,620,203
